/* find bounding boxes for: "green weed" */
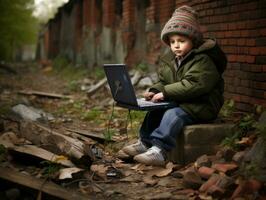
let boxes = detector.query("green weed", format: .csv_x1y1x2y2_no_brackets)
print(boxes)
136,63,149,72
219,99,235,118
52,56,89,82
82,108,102,121
221,113,256,149
41,160,61,178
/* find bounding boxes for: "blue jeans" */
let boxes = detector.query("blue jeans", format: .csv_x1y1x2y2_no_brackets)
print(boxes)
139,107,195,152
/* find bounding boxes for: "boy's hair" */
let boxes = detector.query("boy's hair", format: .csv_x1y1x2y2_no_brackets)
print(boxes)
161,5,203,47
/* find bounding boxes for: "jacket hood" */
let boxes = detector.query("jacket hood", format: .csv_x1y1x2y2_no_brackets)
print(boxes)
194,38,227,73
160,38,227,74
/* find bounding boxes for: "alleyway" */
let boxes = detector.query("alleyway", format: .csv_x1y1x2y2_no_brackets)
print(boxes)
0,63,265,199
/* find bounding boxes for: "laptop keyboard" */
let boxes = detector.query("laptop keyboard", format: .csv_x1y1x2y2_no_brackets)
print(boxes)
137,98,167,107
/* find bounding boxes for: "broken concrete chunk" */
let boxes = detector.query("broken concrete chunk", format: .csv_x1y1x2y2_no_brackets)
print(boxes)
183,170,203,189
12,104,54,122
138,77,153,88
195,154,212,168
130,70,142,85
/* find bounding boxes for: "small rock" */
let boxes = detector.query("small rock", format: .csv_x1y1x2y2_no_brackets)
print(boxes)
195,154,212,168
183,170,203,189
232,151,246,163
138,77,153,88
221,147,236,162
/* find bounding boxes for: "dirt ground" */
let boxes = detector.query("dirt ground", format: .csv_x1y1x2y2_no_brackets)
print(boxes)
0,63,196,200
0,63,265,200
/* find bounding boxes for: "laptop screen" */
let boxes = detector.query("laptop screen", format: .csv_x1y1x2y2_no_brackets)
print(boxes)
103,64,138,106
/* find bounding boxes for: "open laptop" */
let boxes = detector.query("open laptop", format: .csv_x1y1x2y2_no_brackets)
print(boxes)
103,64,176,111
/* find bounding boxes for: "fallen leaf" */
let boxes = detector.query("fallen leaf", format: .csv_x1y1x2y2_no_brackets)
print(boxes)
59,167,83,179
90,164,108,178
148,162,175,177
143,175,158,186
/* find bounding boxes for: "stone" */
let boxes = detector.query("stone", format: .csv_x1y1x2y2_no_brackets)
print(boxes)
138,77,153,88
11,104,54,122
182,170,203,189
221,147,236,162
194,154,212,168
232,151,246,163
168,123,234,164
182,124,234,146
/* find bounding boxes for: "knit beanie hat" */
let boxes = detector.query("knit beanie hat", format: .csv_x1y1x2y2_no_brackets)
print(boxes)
161,5,203,46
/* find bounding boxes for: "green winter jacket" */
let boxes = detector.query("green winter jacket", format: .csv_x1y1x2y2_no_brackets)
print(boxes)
150,39,227,122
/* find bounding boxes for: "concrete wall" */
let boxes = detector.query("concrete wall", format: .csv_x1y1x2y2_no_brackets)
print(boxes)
40,0,266,111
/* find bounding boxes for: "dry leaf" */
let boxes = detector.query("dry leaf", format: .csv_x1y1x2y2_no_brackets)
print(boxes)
90,164,108,178
59,167,83,179
148,162,175,177
143,175,158,186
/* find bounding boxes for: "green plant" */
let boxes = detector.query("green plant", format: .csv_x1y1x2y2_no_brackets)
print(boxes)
41,161,61,178
221,113,256,149
67,80,79,92
82,108,102,121
219,99,235,118
136,63,149,72
103,129,115,141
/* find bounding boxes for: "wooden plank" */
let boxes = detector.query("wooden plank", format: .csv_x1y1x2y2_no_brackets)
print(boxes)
18,90,72,99
0,132,75,167
19,121,94,162
0,167,90,200
87,78,107,96
12,145,76,167
66,128,114,142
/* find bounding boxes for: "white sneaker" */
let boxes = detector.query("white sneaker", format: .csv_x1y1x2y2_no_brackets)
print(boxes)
122,140,148,156
134,146,166,166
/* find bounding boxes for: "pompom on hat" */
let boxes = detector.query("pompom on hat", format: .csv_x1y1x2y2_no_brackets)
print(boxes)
161,5,203,46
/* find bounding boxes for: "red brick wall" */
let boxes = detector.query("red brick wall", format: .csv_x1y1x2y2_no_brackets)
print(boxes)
188,0,266,111
102,0,116,27
45,0,266,111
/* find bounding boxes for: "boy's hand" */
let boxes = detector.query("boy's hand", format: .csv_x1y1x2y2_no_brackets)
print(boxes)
144,91,155,100
151,92,164,102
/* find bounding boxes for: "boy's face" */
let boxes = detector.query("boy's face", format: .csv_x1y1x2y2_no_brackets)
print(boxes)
169,34,193,58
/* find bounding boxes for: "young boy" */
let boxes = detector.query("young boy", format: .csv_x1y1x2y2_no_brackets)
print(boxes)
121,5,227,166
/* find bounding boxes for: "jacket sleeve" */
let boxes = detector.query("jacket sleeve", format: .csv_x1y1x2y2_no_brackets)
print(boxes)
163,55,220,101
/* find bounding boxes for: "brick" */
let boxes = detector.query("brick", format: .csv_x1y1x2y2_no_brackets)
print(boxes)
249,47,261,56
199,174,220,192
212,163,238,174
250,65,262,72
256,37,266,46
246,39,256,46
246,56,255,64
256,56,266,64
198,166,216,179
260,28,266,36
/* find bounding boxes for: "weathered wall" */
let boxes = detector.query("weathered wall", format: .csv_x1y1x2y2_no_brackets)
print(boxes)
41,0,266,111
